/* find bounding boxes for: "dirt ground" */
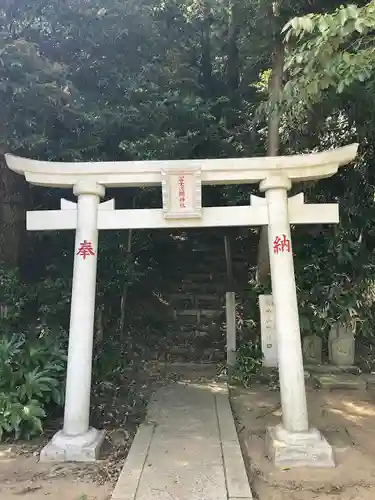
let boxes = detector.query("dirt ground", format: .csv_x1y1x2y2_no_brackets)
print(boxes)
0,362,218,500
0,430,135,500
0,363,159,500
9,363,375,500
231,384,375,500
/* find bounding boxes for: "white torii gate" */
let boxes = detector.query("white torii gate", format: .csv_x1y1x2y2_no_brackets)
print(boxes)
5,144,358,467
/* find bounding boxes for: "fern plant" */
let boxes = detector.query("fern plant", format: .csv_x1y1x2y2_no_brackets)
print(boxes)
0,333,66,440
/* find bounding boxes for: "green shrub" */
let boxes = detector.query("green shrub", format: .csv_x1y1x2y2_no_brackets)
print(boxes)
232,341,263,387
0,333,66,440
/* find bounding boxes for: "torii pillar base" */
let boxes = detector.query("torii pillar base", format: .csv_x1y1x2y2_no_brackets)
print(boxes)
266,424,335,468
40,427,106,462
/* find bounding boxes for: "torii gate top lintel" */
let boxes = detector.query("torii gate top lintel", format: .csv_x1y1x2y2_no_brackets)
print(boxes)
5,143,358,188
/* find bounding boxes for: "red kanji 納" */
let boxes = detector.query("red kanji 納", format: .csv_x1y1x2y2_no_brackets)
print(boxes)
76,240,95,260
273,234,291,254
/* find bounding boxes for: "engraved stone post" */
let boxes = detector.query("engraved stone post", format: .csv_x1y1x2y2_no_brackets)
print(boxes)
259,294,277,367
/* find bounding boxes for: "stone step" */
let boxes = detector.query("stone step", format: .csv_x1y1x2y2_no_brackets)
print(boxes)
179,308,222,316
168,294,195,307
168,293,195,300
166,261,250,269
313,373,367,390
167,320,212,329
195,294,224,305
165,346,225,362
168,330,213,339
196,301,223,311
177,283,246,293
173,309,197,318
168,294,223,307
189,250,247,257
305,364,361,375
177,270,243,279
173,308,223,320
167,333,222,343
182,272,228,281
177,283,223,292
163,361,218,372
167,321,222,332
194,293,223,300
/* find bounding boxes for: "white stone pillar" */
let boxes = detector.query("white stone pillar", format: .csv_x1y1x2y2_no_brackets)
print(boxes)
64,180,104,434
260,175,308,433
40,180,106,462
260,176,334,467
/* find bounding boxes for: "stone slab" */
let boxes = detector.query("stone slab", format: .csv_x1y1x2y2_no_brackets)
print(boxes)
266,425,335,468
40,428,106,462
323,426,352,454
305,364,360,375
365,374,375,389
111,382,252,500
216,393,253,500
111,423,155,500
314,373,366,390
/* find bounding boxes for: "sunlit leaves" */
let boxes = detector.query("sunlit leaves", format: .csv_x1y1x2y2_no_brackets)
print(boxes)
283,1,375,109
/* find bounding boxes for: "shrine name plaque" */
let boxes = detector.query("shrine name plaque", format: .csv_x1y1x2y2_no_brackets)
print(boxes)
161,168,202,219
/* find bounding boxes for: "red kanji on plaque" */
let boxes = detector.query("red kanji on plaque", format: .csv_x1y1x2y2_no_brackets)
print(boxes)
76,240,95,260
273,234,291,254
178,174,186,208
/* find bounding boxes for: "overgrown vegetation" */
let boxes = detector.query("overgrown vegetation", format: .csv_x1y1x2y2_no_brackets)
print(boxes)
232,341,264,387
0,334,66,439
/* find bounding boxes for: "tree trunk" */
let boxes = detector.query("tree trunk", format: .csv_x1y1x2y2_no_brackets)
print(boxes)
95,304,104,344
256,39,284,284
267,42,284,156
119,228,133,335
0,153,25,269
199,3,213,94
227,1,240,97
119,197,136,335
226,0,241,128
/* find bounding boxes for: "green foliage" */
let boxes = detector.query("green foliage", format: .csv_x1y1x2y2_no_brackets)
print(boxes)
0,263,72,333
36,276,72,328
0,333,66,440
283,1,375,108
0,265,30,330
296,230,375,339
232,341,264,387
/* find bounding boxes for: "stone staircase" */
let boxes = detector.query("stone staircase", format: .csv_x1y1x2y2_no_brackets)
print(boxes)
158,228,252,362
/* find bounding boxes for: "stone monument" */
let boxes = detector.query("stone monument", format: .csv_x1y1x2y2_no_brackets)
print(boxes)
329,322,355,367
302,334,322,365
259,294,277,368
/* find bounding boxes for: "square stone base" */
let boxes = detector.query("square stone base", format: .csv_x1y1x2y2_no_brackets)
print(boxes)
314,373,366,391
266,425,335,468
305,364,360,375
40,427,106,462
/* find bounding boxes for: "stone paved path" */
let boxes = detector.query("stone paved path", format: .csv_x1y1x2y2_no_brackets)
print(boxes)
111,381,253,500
